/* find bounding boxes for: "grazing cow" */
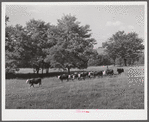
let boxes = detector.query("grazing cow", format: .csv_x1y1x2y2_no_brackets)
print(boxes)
26,78,42,87
106,69,114,75
83,72,89,78
72,72,78,80
78,72,82,80
68,74,74,81
93,71,98,78
94,71,103,78
58,74,68,82
117,68,124,74
103,70,106,76
78,72,88,80
88,71,94,78
100,70,104,77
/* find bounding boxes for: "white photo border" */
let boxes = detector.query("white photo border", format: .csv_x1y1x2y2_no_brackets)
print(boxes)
2,1,148,120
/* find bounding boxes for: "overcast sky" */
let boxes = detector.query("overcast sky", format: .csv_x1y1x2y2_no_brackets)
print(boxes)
5,3,145,48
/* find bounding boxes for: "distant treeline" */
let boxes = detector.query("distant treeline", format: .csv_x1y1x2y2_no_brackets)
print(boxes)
88,53,144,67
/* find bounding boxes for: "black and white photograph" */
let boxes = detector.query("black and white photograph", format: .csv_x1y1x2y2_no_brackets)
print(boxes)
1,1,147,121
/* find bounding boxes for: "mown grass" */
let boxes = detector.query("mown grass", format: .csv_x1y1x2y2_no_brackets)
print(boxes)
6,66,144,109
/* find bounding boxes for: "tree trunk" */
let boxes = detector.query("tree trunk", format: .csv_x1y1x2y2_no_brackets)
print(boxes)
37,70,39,74
42,68,44,74
33,69,36,74
41,64,44,74
41,61,44,74
124,59,127,66
119,58,122,66
113,59,116,66
67,67,70,74
46,68,49,74
36,67,40,74
132,59,135,66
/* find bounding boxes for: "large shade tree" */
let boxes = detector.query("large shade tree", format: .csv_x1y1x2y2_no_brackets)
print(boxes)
103,31,144,66
5,23,28,73
25,19,53,74
45,15,96,74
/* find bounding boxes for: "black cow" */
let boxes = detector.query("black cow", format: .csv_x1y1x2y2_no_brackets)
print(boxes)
58,74,68,82
77,72,83,80
83,72,89,78
88,71,94,78
117,68,124,74
93,71,98,78
26,78,42,87
68,74,74,81
94,71,103,78
106,69,114,75
72,72,78,80
78,72,88,80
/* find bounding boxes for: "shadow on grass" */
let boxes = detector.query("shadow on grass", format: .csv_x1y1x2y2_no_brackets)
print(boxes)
6,71,83,79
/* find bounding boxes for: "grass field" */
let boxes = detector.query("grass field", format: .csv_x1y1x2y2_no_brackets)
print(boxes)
6,66,144,109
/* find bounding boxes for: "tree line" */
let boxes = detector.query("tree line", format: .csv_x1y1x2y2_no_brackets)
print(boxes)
5,15,144,75
89,31,144,67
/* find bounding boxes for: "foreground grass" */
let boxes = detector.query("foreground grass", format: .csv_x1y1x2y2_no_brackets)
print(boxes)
6,66,144,109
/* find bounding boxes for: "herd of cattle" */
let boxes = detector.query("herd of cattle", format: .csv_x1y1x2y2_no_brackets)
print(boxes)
58,68,124,82
26,68,124,87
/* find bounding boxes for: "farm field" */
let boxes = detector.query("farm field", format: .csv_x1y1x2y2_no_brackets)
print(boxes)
6,66,144,109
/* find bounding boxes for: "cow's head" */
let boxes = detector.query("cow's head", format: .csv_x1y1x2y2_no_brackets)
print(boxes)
58,76,60,79
103,70,106,75
88,72,91,76
68,75,71,78
26,79,29,84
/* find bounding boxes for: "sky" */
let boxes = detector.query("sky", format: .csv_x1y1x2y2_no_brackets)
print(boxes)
5,3,146,48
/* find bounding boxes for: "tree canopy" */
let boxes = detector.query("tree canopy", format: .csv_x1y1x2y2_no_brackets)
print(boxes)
45,15,96,73
5,15,144,74
5,15,97,74
103,31,144,66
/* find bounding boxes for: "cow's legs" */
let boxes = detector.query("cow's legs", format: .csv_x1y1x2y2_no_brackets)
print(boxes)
78,77,81,80
39,82,41,86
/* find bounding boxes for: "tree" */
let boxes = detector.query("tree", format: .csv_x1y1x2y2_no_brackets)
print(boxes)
45,14,96,74
88,50,100,66
5,24,26,73
25,19,52,74
137,53,144,64
103,39,117,66
104,31,144,66
88,50,112,66
5,15,9,25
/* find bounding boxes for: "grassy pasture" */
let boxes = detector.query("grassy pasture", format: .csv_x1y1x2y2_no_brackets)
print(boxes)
6,66,144,109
